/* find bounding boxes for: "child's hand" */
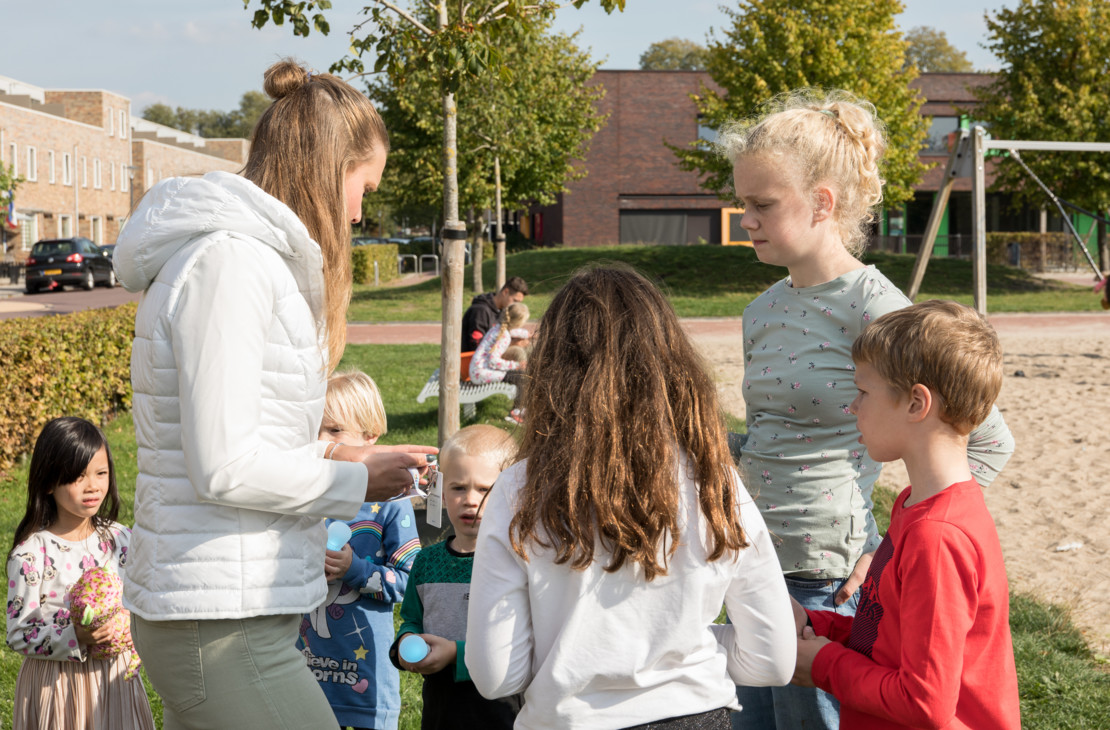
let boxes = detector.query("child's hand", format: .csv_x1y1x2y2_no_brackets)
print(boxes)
73,619,97,647
790,597,809,636
401,633,457,675
836,551,873,606
792,626,831,688
73,613,121,646
324,544,353,583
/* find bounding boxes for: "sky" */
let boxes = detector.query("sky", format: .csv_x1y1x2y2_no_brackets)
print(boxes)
3,0,1007,114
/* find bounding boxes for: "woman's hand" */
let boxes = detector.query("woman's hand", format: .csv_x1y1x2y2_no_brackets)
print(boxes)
73,614,121,646
324,544,353,583
835,550,874,606
400,633,457,675
330,443,439,502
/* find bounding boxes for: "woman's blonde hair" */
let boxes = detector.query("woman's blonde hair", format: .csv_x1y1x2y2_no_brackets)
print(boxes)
510,266,747,581
718,89,886,256
244,59,389,371
324,370,388,441
501,302,529,330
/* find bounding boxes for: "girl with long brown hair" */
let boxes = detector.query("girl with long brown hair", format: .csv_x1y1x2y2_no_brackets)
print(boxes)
113,59,435,728
466,266,795,729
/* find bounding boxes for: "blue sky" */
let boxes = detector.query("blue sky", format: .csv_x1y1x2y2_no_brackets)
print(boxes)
5,0,1005,113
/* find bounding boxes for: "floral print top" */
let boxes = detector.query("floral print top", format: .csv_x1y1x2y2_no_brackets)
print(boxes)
6,523,131,661
469,323,526,384
741,266,1012,578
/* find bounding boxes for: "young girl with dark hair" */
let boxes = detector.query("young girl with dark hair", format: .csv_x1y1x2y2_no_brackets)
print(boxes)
6,417,154,730
465,266,796,729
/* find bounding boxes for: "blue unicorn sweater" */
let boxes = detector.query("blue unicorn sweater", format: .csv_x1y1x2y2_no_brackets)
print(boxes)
299,501,421,729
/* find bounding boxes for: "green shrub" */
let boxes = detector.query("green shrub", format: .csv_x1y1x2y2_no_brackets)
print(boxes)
352,244,399,285
985,232,1082,271
0,304,136,476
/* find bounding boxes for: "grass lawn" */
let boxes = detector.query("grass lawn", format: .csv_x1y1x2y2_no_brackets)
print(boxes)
1,245,1107,726
347,246,1103,322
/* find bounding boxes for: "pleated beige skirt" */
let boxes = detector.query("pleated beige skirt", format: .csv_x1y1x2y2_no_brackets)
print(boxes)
12,653,155,730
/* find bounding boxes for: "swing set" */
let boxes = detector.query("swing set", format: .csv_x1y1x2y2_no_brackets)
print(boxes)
906,125,1110,314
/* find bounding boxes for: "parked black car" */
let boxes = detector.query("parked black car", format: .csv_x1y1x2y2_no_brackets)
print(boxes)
24,237,116,293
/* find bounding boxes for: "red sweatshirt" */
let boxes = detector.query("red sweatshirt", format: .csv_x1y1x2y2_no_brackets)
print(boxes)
808,480,1020,729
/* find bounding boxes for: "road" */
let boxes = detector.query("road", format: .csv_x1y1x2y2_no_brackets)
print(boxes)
0,285,141,320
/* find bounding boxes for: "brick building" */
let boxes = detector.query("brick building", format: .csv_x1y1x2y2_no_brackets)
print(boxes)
1,74,246,258
528,70,1065,249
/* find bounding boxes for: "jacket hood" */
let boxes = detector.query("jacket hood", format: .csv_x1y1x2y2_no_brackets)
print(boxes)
114,171,318,293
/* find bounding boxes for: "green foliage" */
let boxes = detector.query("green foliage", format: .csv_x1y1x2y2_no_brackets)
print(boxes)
347,245,1102,322
672,0,928,209
903,26,974,72
0,305,135,477
0,160,25,196
368,15,606,219
639,38,710,70
974,0,1110,213
140,91,271,138
351,244,400,284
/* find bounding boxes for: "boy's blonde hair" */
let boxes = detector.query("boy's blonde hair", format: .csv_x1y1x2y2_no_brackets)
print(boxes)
502,345,527,363
852,299,1003,435
718,89,886,256
501,302,529,331
439,425,517,476
324,370,388,440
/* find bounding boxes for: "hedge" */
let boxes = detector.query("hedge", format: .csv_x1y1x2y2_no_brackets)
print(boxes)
0,304,136,477
352,244,399,285
985,232,1085,271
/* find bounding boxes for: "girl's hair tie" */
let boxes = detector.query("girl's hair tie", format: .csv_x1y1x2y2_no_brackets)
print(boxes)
818,108,837,119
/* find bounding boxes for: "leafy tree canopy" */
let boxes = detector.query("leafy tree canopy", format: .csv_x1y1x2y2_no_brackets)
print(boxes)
639,38,709,70
974,0,1110,212
140,91,270,138
369,14,606,222
904,26,973,72
672,0,928,209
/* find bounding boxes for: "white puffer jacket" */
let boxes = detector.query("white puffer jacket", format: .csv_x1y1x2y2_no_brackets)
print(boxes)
114,171,366,621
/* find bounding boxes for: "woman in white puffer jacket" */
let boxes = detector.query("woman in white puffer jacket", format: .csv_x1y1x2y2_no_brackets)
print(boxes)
113,60,436,730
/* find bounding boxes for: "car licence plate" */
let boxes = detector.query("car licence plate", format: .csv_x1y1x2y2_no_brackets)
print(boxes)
44,269,62,275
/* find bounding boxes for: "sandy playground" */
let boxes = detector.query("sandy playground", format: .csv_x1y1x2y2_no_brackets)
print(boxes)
699,311,1110,656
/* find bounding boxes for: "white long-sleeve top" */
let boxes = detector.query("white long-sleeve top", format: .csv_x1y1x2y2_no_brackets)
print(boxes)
466,457,796,729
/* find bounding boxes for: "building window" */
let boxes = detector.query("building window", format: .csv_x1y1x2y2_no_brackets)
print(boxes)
58,214,73,238
109,109,115,137
21,216,38,251
26,147,37,181
120,111,128,139
90,216,103,244
93,158,102,189
923,116,960,154
110,163,115,191
62,153,73,185
8,143,16,176
121,164,129,193
696,115,719,148
81,157,88,188
48,151,56,184
146,166,153,188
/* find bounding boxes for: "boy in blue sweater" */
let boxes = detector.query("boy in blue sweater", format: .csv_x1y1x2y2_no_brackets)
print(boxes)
300,371,422,730
391,425,523,729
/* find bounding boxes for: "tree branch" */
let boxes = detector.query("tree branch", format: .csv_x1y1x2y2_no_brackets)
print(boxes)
475,1,509,25
376,0,436,35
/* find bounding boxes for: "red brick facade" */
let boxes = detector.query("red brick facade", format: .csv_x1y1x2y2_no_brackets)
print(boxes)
1,76,246,258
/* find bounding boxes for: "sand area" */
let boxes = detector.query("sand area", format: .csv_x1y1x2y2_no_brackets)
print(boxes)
698,311,1110,656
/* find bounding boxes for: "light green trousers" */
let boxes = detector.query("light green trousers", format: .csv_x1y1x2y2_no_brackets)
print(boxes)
132,613,337,730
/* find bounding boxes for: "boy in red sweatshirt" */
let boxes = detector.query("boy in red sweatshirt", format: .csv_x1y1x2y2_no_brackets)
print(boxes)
792,299,1020,729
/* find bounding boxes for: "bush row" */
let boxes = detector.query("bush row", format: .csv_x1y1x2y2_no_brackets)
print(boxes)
352,244,400,285
985,232,1086,271
0,304,136,477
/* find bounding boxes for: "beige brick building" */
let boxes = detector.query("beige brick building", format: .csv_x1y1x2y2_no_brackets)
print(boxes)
1,74,246,258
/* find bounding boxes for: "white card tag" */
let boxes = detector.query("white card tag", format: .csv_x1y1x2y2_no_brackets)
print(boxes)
425,470,443,528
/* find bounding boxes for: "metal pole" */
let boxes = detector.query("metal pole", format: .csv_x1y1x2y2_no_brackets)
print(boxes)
971,127,988,315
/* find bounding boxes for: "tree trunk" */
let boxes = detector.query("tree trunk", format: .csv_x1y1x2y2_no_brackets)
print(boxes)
437,1,465,444
494,155,506,290
470,207,483,293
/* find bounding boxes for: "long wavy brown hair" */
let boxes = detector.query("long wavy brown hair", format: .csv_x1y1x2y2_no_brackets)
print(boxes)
510,266,747,580
243,59,389,371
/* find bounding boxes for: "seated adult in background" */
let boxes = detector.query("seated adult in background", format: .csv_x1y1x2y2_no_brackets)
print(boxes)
461,276,528,352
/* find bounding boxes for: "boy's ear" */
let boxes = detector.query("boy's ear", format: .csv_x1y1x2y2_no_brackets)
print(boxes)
906,383,932,423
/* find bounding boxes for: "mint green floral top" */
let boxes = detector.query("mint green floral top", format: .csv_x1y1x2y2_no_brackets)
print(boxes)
740,266,1013,578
